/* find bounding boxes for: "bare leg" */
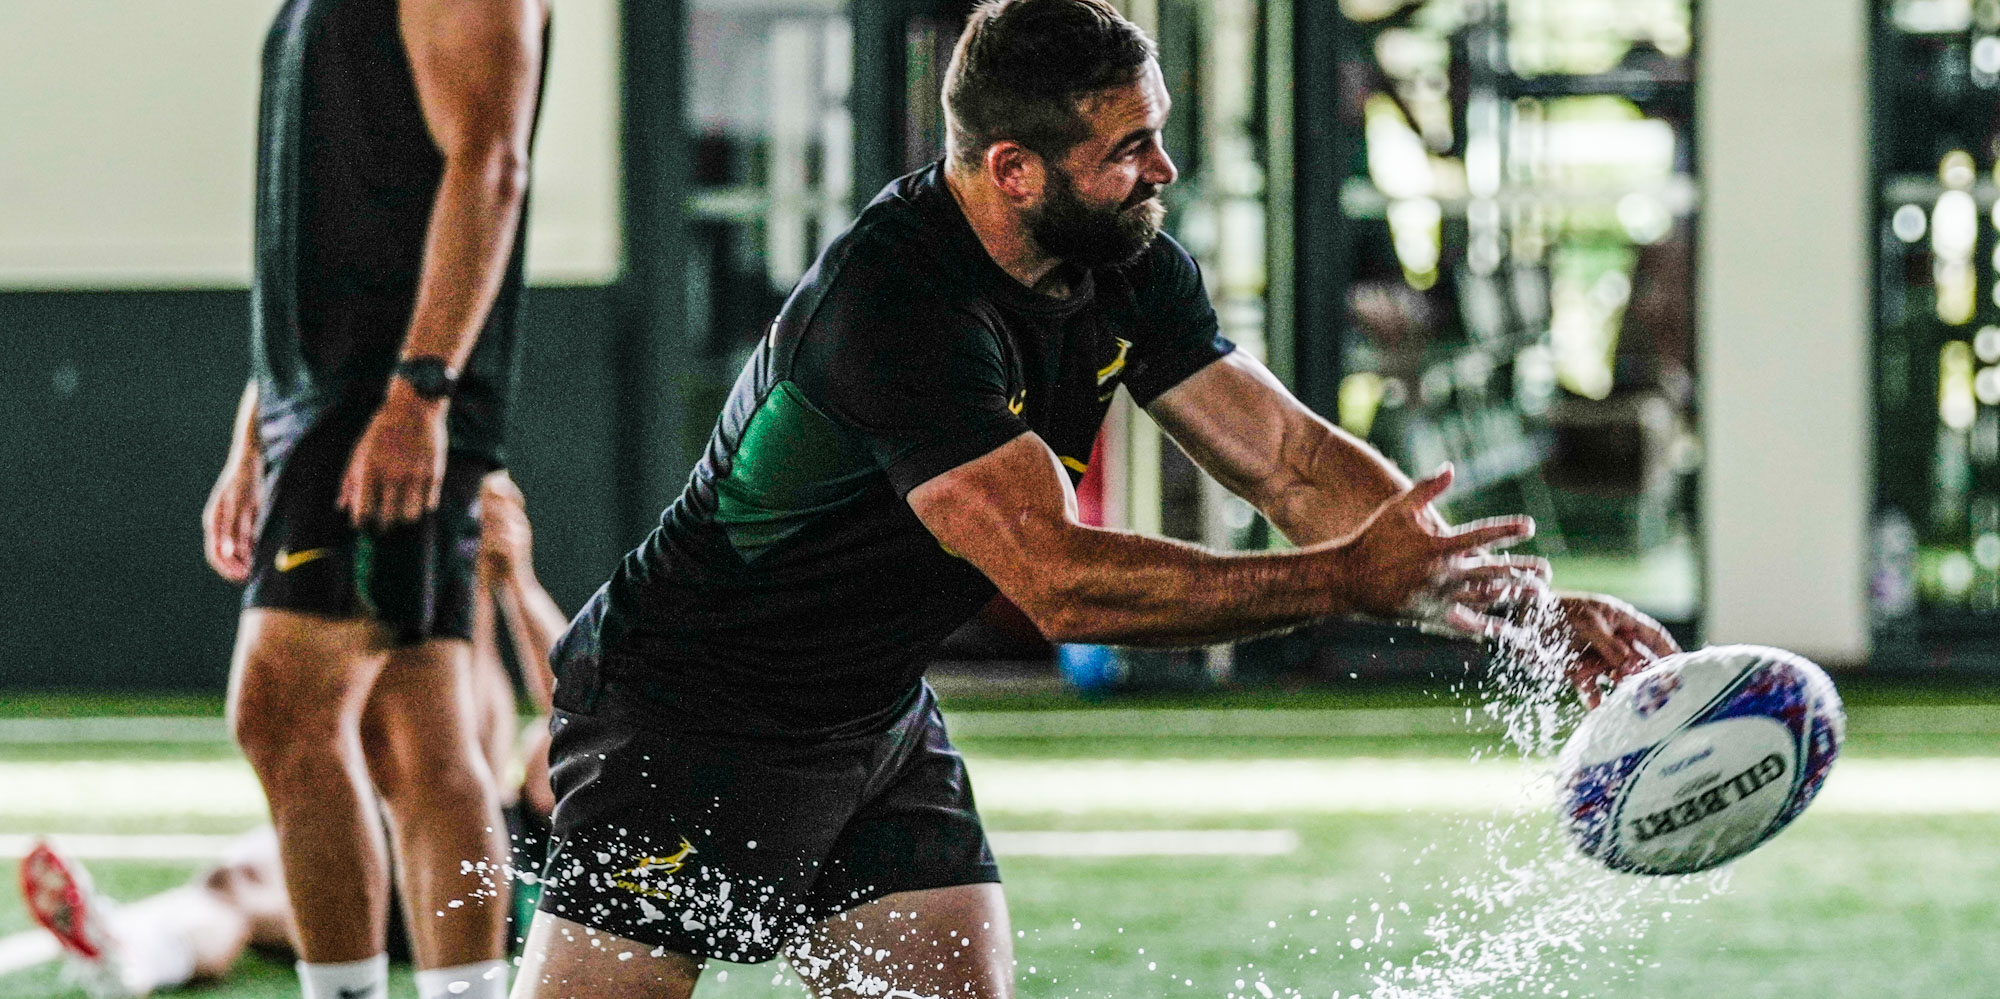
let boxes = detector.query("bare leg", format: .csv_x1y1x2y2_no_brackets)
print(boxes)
227,608,393,963
364,638,509,969
508,913,703,999
789,885,1014,999
18,830,296,992
199,828,296,958
466,565,520,798
110,886,252,983
122,828,296,980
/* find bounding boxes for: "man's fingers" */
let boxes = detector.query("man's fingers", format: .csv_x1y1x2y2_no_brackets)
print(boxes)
233,496,259,557
338,454,363,519
1446,554,1551,581
1618,616,1682,659
1439,603,1510,640
224,499,257,581
380,476,417,527
357,472,391,528
1568,605,1638,665
202,512,232,579
1442,576,1546,612
1575,660,1609,709
397,474,429,525
1437,516,1536,555
1402,464,1455,511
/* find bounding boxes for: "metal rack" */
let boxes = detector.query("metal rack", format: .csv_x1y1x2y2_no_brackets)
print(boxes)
1870,0,2000,664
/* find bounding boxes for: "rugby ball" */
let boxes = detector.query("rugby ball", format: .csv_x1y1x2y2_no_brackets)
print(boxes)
1557,645,1844,876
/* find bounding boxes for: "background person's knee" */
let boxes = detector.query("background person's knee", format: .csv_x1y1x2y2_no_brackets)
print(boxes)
230,676,351,778
367,715,497,814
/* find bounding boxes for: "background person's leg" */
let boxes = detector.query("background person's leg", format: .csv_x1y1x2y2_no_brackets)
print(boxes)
509,913,703,999
791,884,1015,999
364,638,510,976
196,827,296,959
226,608,393,964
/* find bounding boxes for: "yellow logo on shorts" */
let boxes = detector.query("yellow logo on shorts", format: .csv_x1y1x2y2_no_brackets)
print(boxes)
610,837,698,899
275,548,331,572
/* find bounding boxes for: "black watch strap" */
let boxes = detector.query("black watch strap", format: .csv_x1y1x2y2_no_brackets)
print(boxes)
393,356,458,400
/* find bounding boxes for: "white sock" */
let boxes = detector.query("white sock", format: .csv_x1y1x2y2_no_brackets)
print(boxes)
297,954,389,999
414,959,510,999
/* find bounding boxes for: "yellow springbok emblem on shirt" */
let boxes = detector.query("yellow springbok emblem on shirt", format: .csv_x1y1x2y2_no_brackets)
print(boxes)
1097,337,1132,401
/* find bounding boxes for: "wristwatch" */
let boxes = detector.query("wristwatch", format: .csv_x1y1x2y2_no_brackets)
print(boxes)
393,356,458,400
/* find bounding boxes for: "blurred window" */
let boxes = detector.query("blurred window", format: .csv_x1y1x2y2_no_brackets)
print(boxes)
1330,0,1702,625
685,0,853,360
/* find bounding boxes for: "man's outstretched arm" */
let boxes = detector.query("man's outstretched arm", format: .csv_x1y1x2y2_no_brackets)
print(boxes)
905,432,1534,648
1148,351,1677,668
1146,351,1418,547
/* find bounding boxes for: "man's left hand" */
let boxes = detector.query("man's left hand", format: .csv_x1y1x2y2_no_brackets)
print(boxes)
477,470,534,578
339,383,448,527
1556,593,1681,708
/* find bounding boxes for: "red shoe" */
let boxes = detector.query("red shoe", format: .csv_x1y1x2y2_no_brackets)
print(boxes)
19,840,114,961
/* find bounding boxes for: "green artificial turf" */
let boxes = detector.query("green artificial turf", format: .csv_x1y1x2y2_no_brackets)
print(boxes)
1,688,1996,999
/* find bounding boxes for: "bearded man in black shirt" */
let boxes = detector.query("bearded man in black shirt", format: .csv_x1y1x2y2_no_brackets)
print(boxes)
513,3,1677,997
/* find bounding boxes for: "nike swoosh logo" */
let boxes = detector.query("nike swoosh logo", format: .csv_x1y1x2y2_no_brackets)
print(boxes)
336,988,376,999
275,547,331,572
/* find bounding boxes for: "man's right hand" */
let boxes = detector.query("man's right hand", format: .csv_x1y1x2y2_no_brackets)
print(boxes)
1333,464,1547,635
202,450,263,583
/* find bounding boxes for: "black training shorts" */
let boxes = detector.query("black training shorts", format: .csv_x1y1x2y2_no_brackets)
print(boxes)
244,415,491,644
534,682,999,963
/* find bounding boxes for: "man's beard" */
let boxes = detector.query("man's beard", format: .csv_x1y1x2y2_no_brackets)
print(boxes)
1027,167,1166,270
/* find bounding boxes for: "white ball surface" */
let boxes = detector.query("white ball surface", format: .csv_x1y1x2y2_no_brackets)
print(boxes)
1557,644,1845,876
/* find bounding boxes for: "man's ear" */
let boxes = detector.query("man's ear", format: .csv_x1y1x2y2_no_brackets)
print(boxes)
985,141,1046,205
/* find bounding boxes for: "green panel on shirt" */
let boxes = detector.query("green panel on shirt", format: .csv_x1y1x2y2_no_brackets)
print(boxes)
713,380,877,561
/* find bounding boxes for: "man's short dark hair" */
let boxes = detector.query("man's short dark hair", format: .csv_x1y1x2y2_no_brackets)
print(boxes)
943,0,1158,169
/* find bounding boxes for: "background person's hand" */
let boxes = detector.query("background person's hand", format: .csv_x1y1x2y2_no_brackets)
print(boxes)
1554,592,1681,707
478,470,534,578
339,384,447,528
1335,464,1547,634
202,448,263,583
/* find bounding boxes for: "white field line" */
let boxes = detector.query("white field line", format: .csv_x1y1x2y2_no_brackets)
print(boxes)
0,834,243,860
996,829,1299,856
3,705,1997,745
0,717,232,744
950,708,1497,738
0,829,1300,863
3,758,1998,821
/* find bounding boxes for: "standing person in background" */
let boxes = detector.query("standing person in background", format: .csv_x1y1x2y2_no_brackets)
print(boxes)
28,474,569,998
197,3,549,999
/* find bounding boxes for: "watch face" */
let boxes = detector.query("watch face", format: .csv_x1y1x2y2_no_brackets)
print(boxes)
396,358,455,398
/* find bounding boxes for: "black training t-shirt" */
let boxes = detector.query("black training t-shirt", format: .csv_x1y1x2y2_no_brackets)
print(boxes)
250,0,545,468
556,162,1233,738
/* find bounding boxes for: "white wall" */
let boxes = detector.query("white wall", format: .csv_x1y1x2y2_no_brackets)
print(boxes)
1698,0,1871,662
0,0,619,289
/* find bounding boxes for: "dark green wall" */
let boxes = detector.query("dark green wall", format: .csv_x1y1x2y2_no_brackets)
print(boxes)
0,286,632,691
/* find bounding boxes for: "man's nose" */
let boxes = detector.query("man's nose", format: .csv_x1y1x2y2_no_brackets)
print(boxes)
1144,144,1178,188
